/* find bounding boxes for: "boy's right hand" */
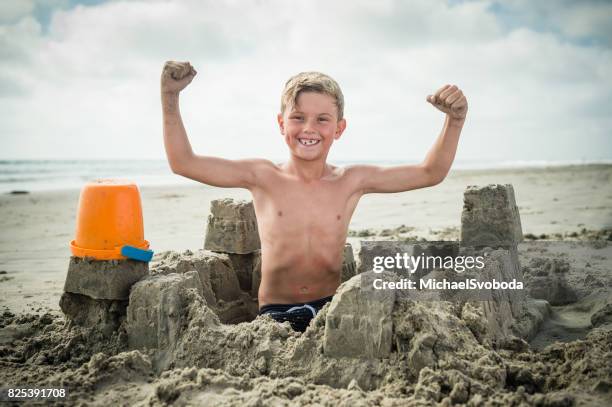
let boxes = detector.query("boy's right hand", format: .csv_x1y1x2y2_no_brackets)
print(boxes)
161,61,197,95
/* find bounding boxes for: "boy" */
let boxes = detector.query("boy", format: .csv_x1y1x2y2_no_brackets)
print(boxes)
161,61,467,332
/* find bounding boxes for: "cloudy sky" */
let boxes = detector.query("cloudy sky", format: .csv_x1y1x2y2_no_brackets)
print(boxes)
1,0,611,163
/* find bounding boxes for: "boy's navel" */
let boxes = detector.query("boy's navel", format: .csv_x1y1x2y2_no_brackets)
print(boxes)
336,214,341,220
278,210,283,217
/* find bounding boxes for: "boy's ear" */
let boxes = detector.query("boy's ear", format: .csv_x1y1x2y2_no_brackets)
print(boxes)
277,113,285,134
334,118,347,140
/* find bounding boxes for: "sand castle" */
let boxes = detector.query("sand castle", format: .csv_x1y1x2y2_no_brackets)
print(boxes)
60,256,148,336
58,185,546,369
1,182,604,404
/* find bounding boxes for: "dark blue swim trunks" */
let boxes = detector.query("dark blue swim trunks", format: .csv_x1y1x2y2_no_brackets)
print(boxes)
259,296,334,332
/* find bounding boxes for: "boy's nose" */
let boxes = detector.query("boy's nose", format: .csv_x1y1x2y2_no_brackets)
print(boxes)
304,119,317,133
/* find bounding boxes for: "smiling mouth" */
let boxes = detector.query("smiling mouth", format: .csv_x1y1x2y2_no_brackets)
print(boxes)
298,138,321,146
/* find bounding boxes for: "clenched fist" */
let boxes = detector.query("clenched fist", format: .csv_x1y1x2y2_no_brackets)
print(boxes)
161,61,197,94
427,85,468,121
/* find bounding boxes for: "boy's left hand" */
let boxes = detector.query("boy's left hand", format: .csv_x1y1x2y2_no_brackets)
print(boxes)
427,85,468,121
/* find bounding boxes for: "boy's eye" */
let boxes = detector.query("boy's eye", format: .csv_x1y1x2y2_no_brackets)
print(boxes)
319,118,328,122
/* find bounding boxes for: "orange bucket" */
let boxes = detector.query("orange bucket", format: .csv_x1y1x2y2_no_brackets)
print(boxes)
70,179,150,260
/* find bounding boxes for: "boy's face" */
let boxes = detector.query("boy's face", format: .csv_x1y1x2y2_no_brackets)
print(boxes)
277,91,346,163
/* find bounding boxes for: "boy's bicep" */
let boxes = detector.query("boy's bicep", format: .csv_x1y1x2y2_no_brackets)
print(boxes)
347,164,438,194
173,155,271,189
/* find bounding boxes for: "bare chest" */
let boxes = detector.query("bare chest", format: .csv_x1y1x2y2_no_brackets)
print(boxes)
252,179,359,243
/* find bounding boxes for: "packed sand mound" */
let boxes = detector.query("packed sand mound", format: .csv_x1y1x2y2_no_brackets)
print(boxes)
1,185,610,405
2,237,612,405
2,280,610,405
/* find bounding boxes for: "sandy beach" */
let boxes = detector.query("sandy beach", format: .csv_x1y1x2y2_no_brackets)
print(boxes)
1,164,610,314
0,164,611,405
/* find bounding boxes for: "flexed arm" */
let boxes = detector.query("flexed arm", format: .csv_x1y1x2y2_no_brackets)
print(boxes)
161,61,270,189
161,61,197,172
347,84,468,194
421,84,467,182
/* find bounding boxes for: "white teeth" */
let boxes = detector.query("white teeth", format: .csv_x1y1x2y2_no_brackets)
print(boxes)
299,139,319,146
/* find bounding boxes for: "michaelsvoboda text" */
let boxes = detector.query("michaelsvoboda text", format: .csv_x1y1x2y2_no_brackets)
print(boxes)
371,253,524,291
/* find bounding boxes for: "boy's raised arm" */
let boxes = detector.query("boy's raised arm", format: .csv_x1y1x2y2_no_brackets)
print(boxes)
349,84,467,194
161,61,266,189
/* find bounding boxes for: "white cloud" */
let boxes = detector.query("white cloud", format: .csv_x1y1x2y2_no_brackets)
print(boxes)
0,1,35,23
0,0,610,163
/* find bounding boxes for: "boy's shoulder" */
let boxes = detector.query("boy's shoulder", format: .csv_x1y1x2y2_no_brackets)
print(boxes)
245,158,280,172
319,164,373,185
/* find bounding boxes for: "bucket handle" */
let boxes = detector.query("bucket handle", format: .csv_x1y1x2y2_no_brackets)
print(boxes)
119,245,154,262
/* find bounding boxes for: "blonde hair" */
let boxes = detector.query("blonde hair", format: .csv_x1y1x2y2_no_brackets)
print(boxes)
280,71,344,120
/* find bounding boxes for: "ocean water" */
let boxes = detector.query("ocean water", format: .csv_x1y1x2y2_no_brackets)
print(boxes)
0,160,187,194
0,159,609,194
